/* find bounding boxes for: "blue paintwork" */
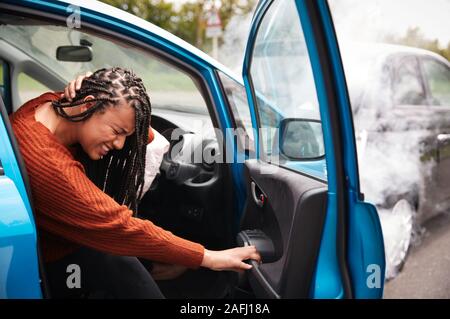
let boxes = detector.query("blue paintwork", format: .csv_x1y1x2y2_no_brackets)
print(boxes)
315,0,385,298
0,114,42,298
295,0,344,298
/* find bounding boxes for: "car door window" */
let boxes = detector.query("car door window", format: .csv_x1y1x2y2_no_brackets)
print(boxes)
422,58,450,106
248,0,325,172
393,56,427,106
17,72,51,104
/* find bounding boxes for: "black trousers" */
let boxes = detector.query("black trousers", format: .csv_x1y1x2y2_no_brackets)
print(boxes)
45,247,164,299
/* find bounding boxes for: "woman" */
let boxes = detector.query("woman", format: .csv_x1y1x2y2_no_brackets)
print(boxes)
11,67,260,298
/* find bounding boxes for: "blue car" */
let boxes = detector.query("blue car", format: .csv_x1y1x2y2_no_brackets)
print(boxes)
0,0,385,299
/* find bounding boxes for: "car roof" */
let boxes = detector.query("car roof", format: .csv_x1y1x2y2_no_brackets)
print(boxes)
340,42,450,65
58,0,243,82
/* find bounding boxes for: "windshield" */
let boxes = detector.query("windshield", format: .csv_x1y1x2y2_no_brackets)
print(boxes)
0,18,208,115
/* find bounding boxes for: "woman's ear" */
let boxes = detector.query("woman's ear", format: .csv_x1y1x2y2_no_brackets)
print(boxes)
80,95,96,112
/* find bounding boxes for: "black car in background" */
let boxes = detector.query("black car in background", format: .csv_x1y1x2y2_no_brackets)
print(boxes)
343,42,450,231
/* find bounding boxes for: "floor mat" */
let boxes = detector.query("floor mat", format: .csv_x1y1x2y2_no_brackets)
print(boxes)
156,268,236,299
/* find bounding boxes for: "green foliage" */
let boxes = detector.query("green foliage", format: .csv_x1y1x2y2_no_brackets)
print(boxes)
101,0,150,19
100,0,256,52
175,1,205,47
219,0,256,31
384,27,450,61
102,0,177,32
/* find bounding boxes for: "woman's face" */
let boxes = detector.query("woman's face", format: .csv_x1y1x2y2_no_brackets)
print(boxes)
77,99,136,160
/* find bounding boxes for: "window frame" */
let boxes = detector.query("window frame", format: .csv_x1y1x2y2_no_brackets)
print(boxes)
216,70,256,155
0,59,12,113
420,55,450,107
0,6,222,131
390,53,428,107
245,0,325,165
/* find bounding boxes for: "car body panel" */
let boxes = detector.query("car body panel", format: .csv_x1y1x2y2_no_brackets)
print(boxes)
0,98,41,298
315,1,385,298
289,0,344,298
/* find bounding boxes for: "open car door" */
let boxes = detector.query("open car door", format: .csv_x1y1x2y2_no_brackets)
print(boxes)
236,0,385,298
0,94,42,298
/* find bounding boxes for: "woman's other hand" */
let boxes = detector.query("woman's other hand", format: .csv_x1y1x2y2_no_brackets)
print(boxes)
201,246,261,272
61,71,93,101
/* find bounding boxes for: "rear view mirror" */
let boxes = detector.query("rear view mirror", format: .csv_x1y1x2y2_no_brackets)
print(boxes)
56,46,92,62
279,118,325,160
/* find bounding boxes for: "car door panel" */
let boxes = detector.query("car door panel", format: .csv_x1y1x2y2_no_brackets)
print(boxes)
0,94,42,298
236,0,385,299
239,160,327,298
239,0,348,299
422,57,450,217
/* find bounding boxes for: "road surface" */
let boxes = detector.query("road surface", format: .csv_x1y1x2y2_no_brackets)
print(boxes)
383,212,450,298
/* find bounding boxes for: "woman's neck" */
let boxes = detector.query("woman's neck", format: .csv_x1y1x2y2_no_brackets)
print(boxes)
35,101,79,147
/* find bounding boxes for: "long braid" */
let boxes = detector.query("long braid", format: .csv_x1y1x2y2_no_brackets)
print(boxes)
52,67,151,213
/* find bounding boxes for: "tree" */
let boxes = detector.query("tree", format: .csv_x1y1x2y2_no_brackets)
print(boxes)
176,1,206,48
218,0,256,31
143,0,177,34
101,0,177,32
101,0,150,19
100,0,258,52
384,27,450,61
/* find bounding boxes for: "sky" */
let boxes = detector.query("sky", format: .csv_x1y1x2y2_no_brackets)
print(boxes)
166,0,450,45
387,0,449,44
328,0,450,45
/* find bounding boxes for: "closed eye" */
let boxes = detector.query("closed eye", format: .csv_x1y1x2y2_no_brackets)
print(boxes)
113,126,131,136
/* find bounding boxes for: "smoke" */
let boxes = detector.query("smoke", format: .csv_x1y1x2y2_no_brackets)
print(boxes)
329,0,450,279
328,0,450,45
218,6,256,74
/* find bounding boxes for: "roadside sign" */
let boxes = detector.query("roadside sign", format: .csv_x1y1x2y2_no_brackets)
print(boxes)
206,8,222,38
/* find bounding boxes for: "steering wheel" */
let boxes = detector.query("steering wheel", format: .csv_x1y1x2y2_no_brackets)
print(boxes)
159,129,218,186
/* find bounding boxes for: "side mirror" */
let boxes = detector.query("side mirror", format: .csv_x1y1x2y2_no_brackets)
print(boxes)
56,46,92,62
279,118,325,160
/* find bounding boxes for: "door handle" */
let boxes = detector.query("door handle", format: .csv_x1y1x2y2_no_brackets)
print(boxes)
436,134,450,163
0,159,4,176
437,133,450,145
251,181,265,208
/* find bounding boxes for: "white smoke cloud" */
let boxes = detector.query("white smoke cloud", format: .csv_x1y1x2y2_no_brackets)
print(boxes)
329,0,449,280
217,6,255,74
328,0,450,45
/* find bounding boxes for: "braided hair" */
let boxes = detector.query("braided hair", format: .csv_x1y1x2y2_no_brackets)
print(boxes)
52,67,151,213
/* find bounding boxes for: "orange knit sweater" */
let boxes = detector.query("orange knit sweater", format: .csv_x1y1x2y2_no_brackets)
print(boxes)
10,92,205,267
